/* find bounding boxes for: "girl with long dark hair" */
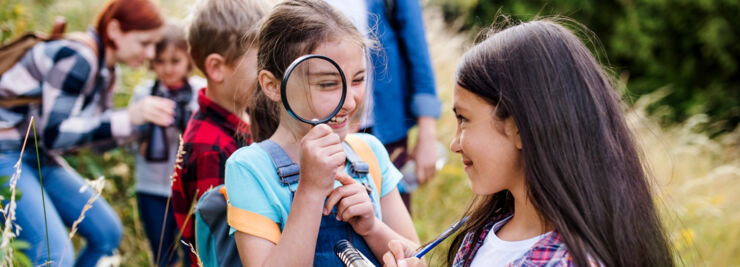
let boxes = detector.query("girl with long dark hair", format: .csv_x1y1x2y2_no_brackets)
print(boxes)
383,19,674,267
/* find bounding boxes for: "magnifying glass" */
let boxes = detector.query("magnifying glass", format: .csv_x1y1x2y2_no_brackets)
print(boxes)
281,54,347,125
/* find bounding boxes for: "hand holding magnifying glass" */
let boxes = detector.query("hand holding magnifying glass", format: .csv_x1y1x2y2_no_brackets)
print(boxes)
282,55,349,194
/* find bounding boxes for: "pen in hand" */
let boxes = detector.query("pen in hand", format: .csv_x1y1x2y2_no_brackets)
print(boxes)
413,216,469,258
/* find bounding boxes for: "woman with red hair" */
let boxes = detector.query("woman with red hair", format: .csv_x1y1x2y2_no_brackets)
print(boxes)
0,0,170,266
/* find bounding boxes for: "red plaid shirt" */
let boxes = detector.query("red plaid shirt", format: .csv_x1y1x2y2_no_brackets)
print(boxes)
453,213,601,267
171,88,250,265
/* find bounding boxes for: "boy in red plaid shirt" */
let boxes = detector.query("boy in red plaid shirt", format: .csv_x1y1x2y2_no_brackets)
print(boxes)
170,0,269,264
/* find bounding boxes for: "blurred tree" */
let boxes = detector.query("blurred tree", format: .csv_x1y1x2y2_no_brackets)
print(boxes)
432,0,740,133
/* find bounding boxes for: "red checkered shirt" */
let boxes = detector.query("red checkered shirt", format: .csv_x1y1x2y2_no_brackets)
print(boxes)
453,213,600,267
171,87,250,265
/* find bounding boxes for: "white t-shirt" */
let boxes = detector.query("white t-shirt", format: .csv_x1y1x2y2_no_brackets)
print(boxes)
470,216,550,267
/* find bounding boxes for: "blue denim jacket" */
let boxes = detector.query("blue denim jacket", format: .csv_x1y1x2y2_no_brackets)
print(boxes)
367,0,441,144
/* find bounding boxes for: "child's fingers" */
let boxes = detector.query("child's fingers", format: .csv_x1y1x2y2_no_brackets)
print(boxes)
384,240,423,267
313,132,342,147
399,257,425,267
382,251,398,267
323,180,361,215
325,152,346,172
304,124,333,140
320,143,344,160
388,240,407,258
335,172,357,185
339,201,373,222
336,192,370,220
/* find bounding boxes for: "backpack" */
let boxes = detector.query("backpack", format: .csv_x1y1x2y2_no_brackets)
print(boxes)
0,17,98,108
193,134,382,267
194,185,242,267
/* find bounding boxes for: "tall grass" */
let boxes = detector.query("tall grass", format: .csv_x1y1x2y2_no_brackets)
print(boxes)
0,118,36,266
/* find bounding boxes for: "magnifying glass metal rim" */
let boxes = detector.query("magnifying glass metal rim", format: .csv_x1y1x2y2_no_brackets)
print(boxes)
280,54,347,126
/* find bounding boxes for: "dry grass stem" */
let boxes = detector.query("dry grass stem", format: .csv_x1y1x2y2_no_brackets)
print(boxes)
56,176,106,267
0,117,36,266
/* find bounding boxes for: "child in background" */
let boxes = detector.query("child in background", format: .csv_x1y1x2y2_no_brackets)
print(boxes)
129,23,204,267
225,0,418,266
170,0,270,265
383,19,674,267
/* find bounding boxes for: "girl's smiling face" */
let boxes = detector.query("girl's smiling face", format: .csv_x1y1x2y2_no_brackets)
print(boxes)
288,38,366,140
450,84,525,195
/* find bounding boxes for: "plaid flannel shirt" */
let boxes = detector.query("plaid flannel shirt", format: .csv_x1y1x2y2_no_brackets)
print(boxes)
0,29,128,152
171,87,250,265
453,213,600,267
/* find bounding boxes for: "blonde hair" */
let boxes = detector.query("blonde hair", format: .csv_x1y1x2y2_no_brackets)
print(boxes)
186,0,270,73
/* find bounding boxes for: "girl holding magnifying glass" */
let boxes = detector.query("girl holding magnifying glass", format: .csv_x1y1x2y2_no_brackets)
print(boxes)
224,0,419,266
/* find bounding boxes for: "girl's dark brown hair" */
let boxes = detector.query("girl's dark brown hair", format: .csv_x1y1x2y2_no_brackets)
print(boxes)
448,19,674,266
96,0,164,49
248,0,367,141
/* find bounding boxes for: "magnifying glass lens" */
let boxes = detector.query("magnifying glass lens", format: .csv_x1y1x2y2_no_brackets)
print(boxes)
283,55,346,125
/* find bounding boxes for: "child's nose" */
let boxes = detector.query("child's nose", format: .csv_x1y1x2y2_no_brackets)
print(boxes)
342,86,359,111
450,134,462,154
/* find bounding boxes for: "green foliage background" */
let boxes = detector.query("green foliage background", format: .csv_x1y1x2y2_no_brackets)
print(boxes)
432,0,740,134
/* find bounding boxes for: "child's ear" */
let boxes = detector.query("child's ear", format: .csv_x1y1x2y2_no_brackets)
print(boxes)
258,69,280,101
504,117,523,150
204,53,226,83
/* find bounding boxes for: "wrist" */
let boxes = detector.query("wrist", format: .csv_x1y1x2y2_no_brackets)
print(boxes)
358,217,383,237
417,117,436,140
294,184,331,203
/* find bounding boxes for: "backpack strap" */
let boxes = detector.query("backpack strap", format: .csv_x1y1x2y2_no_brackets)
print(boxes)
342,142,369,176
65,32,99,61
258,140,300,186
344,134,383,197
0,30,99,109
258,137,382,196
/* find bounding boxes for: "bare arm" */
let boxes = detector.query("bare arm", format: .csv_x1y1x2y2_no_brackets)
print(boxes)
234,186,326,267
413,116,438,184
234,124,345,267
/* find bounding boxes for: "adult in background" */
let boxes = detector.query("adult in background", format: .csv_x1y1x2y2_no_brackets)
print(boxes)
0,0,170,266
364,0,441,211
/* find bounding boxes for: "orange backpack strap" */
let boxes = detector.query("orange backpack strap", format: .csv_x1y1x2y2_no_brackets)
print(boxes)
219,186,228,202
344,134,382,196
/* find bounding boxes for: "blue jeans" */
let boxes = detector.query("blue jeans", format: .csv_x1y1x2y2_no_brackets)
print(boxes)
0,151,123,267
137,192,189,267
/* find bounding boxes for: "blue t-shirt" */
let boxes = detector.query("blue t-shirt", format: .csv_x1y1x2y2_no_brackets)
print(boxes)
225,133,402,244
